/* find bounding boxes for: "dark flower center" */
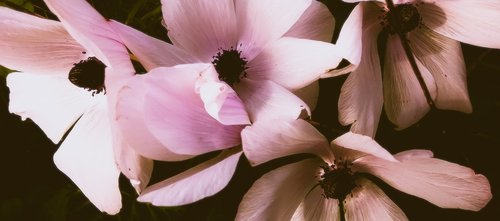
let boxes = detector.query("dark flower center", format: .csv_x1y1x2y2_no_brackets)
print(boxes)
385,4,422,34
68,56,106,95
212,47,248,86
318,159,357,201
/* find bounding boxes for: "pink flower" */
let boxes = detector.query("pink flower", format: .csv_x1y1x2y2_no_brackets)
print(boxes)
1,1,151,214
110,0,344,206
237,131,492,220
335,0,500,137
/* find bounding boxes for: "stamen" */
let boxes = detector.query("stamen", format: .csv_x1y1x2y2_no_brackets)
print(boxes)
318,159,357,201
212,47,248,86
384,3,422,34
68,56,106,96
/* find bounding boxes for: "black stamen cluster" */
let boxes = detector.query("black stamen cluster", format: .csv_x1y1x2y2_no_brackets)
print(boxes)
385,3,422,34
212,47,248,86
318,159,357,201
68,56,106,96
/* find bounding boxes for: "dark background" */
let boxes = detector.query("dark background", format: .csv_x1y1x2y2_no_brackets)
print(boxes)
0,0,499,220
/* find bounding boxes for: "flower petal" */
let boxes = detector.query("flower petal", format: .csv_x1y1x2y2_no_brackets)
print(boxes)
195,70,250,125
116,75,194,161
44,0,134,79
409,27,472,113
236,159,321,221
247,37,342,90
284,0,335,42
331,132,397,162
242,119,332,166
338,3,384,137
292,81,319,111
7,73,94,143
235,0,312,60
383,35,437,130
421,0,500,49
234,79,309,123
113,137,153,193
138,150,242,206
142,65,243,155
291,185,340,221
53,99,121,215
0,7,84,76
345,178,408,221
161,0,237,61
108,20,198,71
393,149,433,162
354,153,493,211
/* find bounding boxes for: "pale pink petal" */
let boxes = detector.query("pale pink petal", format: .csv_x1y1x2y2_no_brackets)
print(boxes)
383,35,437,130
161,0,237,61
116,75,194,161
242,119,332,166
235,0,312,60
113,138,153,193
292,81,319,111
291,180,340,221
0,7,84,76
284,0,335,42
54,99,121,215
345,178,408,221
138,150,242,206
142,65,243,155
195,69,250,125
236,159,321,221
108,20,198,71
394,149,433,162
409,28,472,113
421,0,500,49
234,79,309,123
247,37,342,90
331,132,397,162
7,73,94,143
354,154,493,211
338,3,384,137
44,0,134,80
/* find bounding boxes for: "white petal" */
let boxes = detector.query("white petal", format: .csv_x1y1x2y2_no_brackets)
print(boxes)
393,149,433,162
7,73,94,143
345,178,408,221
285,0,335,42
383,35,437,130
54,99,121,215
291,182,340,221
247,37,342,90
44,0,134,79
0,7,84,76
338,3,384,137
138,150,242,206
108,20,198,71
116,75,193,161
354,153,493,211
331,132,397,162
234,79,309,123
161,0,237,61
195,70,250,125
421,0,500,49
235,0,312,60
292,81,319,111
236,159,321,221
409,27,472,113
242,119,332,166
142,65,243,155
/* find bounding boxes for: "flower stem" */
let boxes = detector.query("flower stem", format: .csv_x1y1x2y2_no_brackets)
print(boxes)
339,199,347,221
385,0,435,108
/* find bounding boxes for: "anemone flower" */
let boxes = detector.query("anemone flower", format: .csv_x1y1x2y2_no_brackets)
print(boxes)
335,0,500,137
237,131,492,220
108,0,344,206
0,1,151,214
